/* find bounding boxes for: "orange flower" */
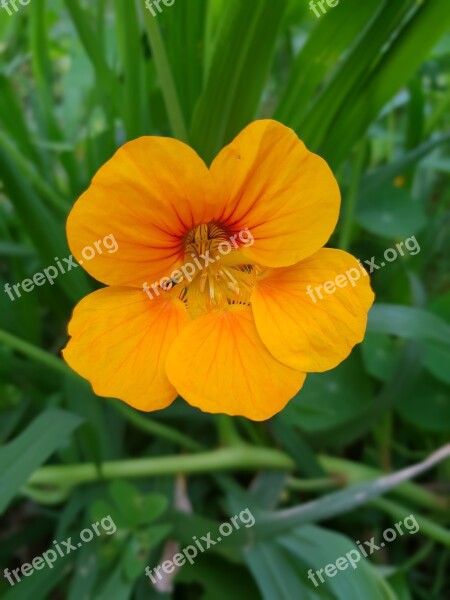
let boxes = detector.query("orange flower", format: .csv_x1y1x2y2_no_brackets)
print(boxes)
63,120,374,421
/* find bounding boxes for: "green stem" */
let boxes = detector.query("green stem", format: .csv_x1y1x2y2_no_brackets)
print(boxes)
142,10,188,141
399,539,434,573
287,476,341,492
431,547,449,596
21,484,71,505
29,447,295,487
111,400,202,452
0,329,74,378
371,497,450,547
319,455,449,512
216,415,245,447
338,140,366,251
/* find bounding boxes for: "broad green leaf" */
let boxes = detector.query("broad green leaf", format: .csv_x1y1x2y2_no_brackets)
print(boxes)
396,372,450,433
361,133,450,195
109,479,168,528
96,555,134,600
0,409,83,514
280,354,373,435
67,539,99,600
246,525,395,600
2,552,71,600
176,554,260,600
356,183,426,238
361,333,400,382
368,304,450,349
424,291,450,384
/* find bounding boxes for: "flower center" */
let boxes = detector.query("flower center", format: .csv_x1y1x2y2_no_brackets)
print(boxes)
179,222,258,318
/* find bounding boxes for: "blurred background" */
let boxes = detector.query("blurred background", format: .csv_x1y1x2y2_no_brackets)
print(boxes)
0,0,450,598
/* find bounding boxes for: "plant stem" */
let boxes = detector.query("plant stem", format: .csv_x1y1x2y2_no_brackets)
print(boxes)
21,484,71,505
110,400,202,452
216,415,245,447
371,497,450,547
28,447,296,488
0,329,74,378
338,140,366,251
287,476,341,492
319,454,449,512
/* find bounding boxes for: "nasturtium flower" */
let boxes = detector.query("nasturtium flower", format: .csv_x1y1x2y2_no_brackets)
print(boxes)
63,120,374,421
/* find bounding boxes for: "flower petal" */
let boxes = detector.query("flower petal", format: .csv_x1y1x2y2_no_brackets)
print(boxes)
251,249,375,372
62,288,190,410
165,306,306,421
67,137,216,287
210,120,340,267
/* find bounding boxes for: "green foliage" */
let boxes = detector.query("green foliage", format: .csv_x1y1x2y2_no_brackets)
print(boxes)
1,0,450,598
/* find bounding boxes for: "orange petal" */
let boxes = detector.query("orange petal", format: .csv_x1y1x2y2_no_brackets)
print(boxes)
251,249,375,372
67,137,216,287
210,120,340,267
62,288,190,411
165,306,305,421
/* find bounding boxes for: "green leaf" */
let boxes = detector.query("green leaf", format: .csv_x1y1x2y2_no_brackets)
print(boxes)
356,183,426,238
396,372,450,433
67,539,99,600
142,7,188,141
176,554,260,600
0,148,91,302
295,0,414,153
276,0,380,129
368,304,450,349
361,333,400,382
162,0,208,125
0,409,83,514
280,354,373,435
2,552,71,600
320,0,450,166
109,480,168,528
246,525,395,600
190,0,287,162
96,555,134,600
424,291,450,384
114,0,144,139
361,133,450,194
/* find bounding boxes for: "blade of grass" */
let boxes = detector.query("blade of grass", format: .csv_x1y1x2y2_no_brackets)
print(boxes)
141,6,188,141
190,0,287,163
321,0,450,166
114,0,144,139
